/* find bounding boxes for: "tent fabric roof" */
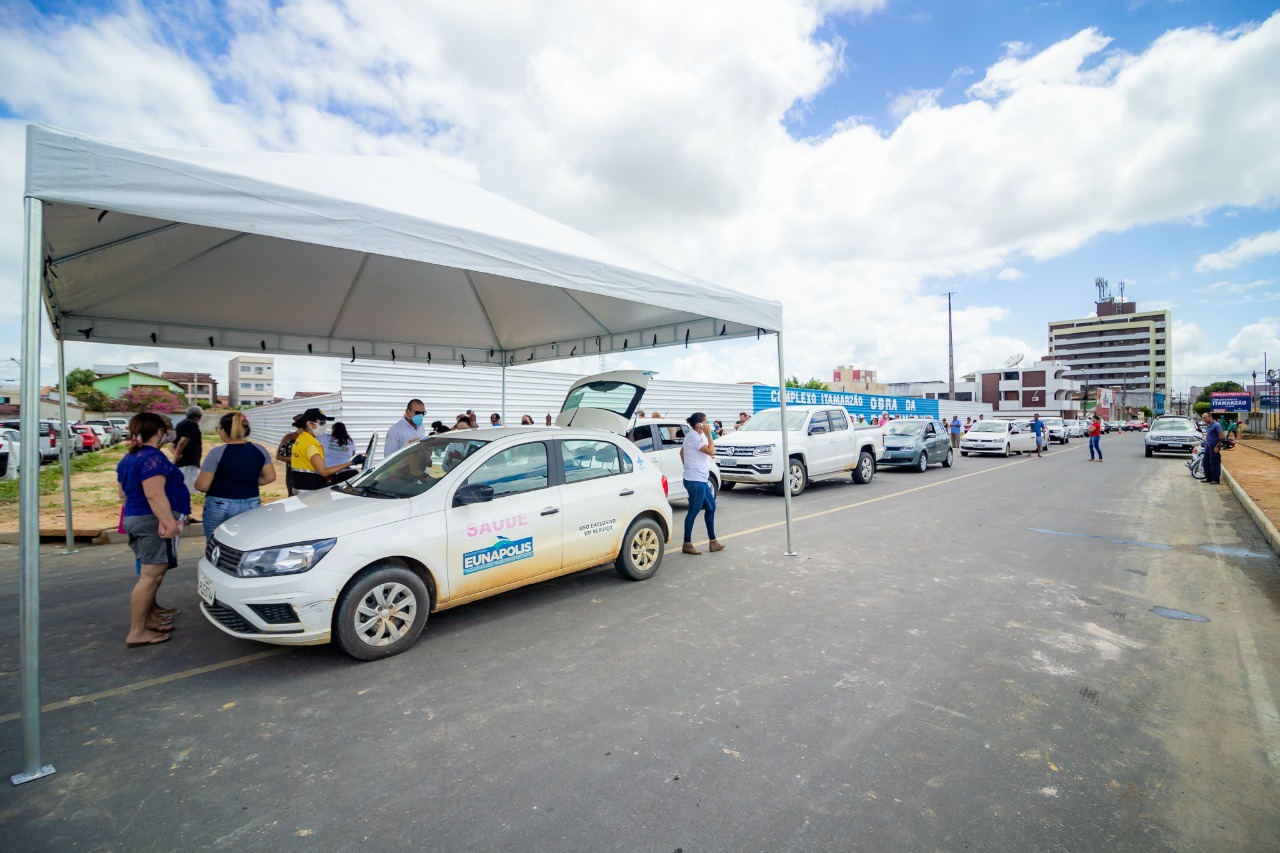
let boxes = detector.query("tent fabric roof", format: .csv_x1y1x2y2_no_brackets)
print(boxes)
24,125,782,366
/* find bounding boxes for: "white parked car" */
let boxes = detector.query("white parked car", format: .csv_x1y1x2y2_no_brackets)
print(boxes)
959,420,1039,456
0,428,19,477
1065,420,1084,438
552,370,721,502
1041,416,1069,445
713,405,885,496
199,427,673,660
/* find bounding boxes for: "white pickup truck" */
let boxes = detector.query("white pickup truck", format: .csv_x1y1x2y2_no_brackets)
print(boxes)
713,405,885,496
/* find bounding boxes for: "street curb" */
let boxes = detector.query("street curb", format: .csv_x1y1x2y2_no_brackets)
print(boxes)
1237,440,1280,462
1224,468,1280,557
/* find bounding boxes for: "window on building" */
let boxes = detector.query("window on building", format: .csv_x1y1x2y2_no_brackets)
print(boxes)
240,382,251,389
255,366,264,374
240,365,250,372
1003,372,1018,380
255,383,265,390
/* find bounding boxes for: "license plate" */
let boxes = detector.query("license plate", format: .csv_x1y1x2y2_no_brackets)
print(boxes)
719,460,738,467
198,572,215,606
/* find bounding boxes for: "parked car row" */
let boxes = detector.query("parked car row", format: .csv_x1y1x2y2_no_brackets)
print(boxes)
0,416,128,466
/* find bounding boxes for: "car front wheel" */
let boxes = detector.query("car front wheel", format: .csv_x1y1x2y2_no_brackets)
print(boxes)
1145,446,1153,458
334,563,430,661
719,481,736,490
615,517,665,581
916,452,929,473
1003,443,1011,458
777,458,807,496
851,451,875,484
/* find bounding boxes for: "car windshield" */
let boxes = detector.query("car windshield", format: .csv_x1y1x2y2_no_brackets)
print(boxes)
885,422,925,436
347,435,491,499
737,409,809,431
1043,418,1063,426
971,421,1005,433
1151,418,1194,432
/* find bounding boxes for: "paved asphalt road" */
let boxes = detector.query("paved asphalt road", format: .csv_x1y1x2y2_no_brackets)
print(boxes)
1,433,1277,851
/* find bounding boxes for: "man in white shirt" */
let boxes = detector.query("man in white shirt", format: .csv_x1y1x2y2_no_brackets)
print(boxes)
679,411,725,556
385,398,426,457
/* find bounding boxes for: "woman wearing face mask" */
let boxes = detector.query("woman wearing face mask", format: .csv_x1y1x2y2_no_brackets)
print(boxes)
290,408,357,491
117,411,191,647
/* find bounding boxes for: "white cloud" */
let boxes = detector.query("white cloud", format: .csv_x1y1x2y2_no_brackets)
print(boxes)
0,4,1277,391
1172,316,1278,388
1196,229,1280,272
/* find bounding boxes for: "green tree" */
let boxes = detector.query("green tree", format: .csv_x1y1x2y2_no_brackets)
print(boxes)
1195,381,1244,404
786,376,830,390
1192,401,1211,415
73,386,113,413
64,367,98,391
1140,406,1153,419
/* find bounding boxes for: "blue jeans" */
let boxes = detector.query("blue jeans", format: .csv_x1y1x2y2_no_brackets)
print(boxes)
683,480,717,543
1089,436,1102,459
202,495,261,541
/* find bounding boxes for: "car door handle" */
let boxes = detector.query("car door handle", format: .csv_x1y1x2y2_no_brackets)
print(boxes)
540,507,559,516
618,489,635,496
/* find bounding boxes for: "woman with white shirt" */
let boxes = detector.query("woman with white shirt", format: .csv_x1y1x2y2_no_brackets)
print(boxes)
678,411,725,556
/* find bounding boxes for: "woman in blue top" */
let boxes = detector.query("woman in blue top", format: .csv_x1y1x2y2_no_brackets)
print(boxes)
117,412,192,648
194,412,277,542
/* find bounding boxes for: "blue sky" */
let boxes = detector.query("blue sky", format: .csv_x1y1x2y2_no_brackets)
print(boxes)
0,1,1276,396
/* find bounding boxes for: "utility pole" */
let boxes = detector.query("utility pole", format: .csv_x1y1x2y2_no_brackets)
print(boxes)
944,292,956,402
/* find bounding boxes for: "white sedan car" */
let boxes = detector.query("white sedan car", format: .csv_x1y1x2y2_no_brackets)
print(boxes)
959,420,1039,457
199,427,673,660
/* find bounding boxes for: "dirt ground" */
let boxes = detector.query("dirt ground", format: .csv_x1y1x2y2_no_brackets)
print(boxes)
1224,437,1280,527
0,435,291,534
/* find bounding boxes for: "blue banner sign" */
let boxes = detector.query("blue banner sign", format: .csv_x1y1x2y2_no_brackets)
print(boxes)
1154,392,1166,415
1209,392,1251,413
752,386,940,420
1259,395,1279,409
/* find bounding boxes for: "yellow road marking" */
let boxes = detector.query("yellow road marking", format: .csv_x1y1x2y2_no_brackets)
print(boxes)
0,648,291,726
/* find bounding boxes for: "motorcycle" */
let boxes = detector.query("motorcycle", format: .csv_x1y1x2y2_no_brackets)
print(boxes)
1187,443,1205,480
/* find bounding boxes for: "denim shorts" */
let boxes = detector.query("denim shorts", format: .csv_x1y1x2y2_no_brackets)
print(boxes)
202,495,261,541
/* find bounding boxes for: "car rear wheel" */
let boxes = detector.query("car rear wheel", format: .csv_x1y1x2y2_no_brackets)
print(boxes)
915,452,929,473
851,451,875,484
615,517,664,581
334,563,430,661
942,448,954,468
775,458,807,496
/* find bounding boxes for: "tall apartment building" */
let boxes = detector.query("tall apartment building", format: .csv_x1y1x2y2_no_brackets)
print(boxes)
1047,297,1171,409
228,356,275,406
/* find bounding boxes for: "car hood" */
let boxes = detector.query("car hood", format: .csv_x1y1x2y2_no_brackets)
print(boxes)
210,487,413,551
716,430,787,447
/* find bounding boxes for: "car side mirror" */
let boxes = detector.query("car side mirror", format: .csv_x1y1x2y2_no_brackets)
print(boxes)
454,483,494,506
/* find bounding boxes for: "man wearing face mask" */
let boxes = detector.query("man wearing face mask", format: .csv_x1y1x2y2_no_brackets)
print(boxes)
385,398,427,456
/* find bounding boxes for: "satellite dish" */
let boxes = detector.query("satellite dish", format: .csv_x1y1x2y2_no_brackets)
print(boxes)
1269,369,1278,383
1005,353,1024,368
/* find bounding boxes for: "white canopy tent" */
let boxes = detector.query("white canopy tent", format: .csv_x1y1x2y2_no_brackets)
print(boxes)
13,125,795,784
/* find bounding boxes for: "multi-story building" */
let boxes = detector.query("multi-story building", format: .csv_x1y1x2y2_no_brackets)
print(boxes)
1047,297,1171,411
229,356,275,407
830,366,888,395
968,359,1080,418
162,372,219,405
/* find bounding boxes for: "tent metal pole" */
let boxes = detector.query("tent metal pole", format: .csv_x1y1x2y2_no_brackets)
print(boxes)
501,365,507,426
775,331,796,556
12,196,55,785
57,336,76,555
